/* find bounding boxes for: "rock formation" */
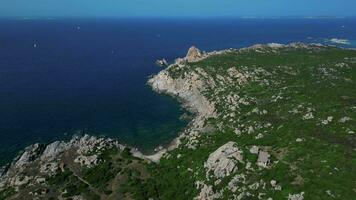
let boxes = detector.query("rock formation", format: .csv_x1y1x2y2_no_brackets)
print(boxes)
14,143,46,170
156,58,168,67
205,142,243,178
186,46,203,62
0,135,122,191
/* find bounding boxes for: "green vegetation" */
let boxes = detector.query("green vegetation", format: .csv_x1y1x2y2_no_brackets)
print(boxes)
83,161,117,193
47,170,91,198
0,188,16,200
140,45,356,199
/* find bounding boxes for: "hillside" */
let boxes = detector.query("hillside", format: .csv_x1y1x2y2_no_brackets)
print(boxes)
1,43,356,200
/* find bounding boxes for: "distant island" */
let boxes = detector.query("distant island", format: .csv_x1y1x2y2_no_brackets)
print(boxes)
1,43,356,200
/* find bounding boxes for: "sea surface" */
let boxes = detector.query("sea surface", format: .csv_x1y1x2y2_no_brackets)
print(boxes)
0,18,356,165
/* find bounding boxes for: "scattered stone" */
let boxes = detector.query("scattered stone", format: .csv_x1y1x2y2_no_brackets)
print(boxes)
71,195,85,200
195,182,221,200
302,113,314,120
234,129,242,136
74,155,100,168
227,174,246,192
249,146,259,154
288,192,305,200
35,177,46,184
255,133,264,139
322,116,333,125
339,116,352,123
326,190,335,198
296,138,303,142
245,162,253,170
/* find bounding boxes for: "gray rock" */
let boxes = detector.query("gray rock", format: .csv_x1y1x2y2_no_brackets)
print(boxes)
195,182,222,200
41,141,69,161
74,155,99,168
15,143,46,169
0,165,9,178
257,150,271,168
249,146,259,154
40,162,59,176
186,46,203,62
156,59,168,67
288,192,305,200
205,142,243,178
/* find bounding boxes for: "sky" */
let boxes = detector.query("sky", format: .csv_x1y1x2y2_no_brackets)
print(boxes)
0,0,355,18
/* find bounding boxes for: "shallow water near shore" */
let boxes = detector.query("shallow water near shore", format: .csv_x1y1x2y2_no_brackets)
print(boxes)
0,18,356,165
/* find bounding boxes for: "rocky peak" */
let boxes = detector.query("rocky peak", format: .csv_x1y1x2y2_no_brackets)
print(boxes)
186,46,203,62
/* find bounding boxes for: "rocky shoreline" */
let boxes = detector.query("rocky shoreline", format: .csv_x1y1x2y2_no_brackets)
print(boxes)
0,42,325,187
0,135,121,191
2,43,354,200
0,45,215,191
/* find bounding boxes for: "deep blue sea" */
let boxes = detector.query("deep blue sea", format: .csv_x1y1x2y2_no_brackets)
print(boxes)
0,18,356,165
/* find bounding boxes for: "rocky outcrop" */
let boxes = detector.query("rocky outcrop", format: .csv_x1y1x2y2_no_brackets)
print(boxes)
40,141,69,161
195,183,221,200
205,142,243,178
14,143,46,170
257,150,271,168
72,134,122,155
195,142,245,200
74,155,99,167
156,59,168,67
0,135,122,190
186,46,203,62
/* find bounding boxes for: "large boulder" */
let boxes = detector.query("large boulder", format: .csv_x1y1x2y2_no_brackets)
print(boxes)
205,142,243,178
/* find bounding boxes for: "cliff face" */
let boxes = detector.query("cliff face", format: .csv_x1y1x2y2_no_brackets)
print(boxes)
148,69,216,128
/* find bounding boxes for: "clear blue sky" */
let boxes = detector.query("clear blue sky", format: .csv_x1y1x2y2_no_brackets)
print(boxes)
0,0,355,18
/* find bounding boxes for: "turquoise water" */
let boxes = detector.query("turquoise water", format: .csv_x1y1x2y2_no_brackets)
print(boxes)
0,18,356,165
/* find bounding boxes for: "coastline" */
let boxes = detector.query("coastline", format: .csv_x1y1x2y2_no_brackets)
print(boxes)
1,42,356,199
0,42,334,168
137,42,328,162
0,46,206,174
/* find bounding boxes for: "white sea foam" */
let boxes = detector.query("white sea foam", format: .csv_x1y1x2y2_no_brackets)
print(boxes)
328,38,351,45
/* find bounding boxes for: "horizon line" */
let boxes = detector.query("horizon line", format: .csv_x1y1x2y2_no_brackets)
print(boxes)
0,15,355,20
